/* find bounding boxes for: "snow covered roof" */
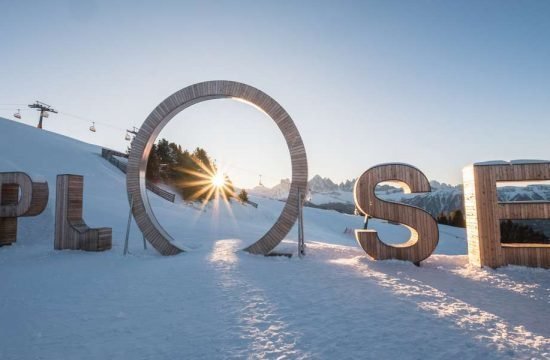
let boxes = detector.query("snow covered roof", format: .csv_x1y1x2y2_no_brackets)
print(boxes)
473,159,550,166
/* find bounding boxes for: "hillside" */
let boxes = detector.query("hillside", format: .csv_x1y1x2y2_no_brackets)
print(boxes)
0,117,548,359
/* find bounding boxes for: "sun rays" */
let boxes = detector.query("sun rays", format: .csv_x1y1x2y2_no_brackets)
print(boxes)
176,155,237,216
211,172,226,188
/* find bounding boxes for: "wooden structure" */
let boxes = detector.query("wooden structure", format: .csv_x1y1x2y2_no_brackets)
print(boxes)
354,164,439,265
55,174,112,251
126,81,308,256
463,161,550,268
101,148,176,203
0,172,48,246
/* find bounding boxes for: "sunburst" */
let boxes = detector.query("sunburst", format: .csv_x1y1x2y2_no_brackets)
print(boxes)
176,156,236,213
211,173,226,188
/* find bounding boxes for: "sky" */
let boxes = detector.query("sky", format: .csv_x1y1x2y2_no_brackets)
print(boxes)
1,0,549,188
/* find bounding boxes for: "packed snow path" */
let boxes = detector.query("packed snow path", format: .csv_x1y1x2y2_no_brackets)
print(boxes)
1,240,548,359
0,118,548,359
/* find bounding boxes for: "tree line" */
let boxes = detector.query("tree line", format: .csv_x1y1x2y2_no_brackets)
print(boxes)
436,210,465,228
500,220,549,244
145,138,250,202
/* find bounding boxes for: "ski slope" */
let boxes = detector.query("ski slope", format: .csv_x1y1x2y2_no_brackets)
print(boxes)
0,118,548,359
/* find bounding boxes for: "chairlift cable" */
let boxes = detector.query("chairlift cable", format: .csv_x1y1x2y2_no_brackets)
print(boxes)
58,111,127,131
2,101,139,148
3,103,288,183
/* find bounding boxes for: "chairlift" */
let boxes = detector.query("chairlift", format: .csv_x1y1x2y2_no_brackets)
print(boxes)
43,111,49,118
125,132,131,141
89,122,96,133
13,109,21,119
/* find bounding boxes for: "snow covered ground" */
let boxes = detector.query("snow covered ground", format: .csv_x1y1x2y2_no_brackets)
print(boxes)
0,118,548,359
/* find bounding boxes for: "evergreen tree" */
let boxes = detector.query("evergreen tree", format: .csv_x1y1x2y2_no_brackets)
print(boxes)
223,176,235,201
238,189,249,203
146,144,161,181
436,212,449,225
436,210,466,228
144,138,237,203
450,210,466,228
193,147,211,169
500,220,549,244
156,139,172,165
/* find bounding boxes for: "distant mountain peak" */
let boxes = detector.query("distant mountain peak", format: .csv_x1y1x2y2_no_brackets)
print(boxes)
247,173,550,217
308,175,338,193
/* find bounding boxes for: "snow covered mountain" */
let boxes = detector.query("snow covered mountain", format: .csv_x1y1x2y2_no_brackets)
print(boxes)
399,183,463,217
248,178,291,199
497,184,550,202
250,175,550,217
400,182,550,216
308,175,338,192
249,175,344,201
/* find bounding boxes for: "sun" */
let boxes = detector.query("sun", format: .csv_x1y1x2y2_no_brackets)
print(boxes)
211,172,226,188
176,157,236,214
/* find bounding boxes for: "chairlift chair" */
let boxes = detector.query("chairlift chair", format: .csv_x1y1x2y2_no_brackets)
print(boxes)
89,122,96,132
43,112,49,118
13,109,21,119
125,133,131,141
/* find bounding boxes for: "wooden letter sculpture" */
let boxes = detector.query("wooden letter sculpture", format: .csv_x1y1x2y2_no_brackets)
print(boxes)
463,161,550,268
126,81,307,256
354,164,439,265
55,174,112,251
0,172,48,246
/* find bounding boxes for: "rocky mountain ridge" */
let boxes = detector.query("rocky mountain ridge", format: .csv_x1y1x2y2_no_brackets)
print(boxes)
248,175,550,217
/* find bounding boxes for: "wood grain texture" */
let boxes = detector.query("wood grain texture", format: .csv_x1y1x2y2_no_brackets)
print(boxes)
354,164,439,264
463,161,550,268
126,81,308,256
55,174,112,251
0,172,48,246
0,184,18,246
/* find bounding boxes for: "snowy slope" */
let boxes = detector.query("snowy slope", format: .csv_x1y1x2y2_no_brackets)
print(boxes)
0,117,548,360
0,118,463,254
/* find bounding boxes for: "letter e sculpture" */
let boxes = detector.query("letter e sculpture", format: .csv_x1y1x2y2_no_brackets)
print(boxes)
463,161,550,268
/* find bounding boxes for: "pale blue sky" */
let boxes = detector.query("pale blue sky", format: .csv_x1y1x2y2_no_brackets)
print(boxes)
1,0,549,188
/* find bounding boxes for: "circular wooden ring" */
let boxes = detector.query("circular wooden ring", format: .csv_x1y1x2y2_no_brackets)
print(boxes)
126,81,308,255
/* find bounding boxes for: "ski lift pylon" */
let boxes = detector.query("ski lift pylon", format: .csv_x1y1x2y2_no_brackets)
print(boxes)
125,127,138,141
